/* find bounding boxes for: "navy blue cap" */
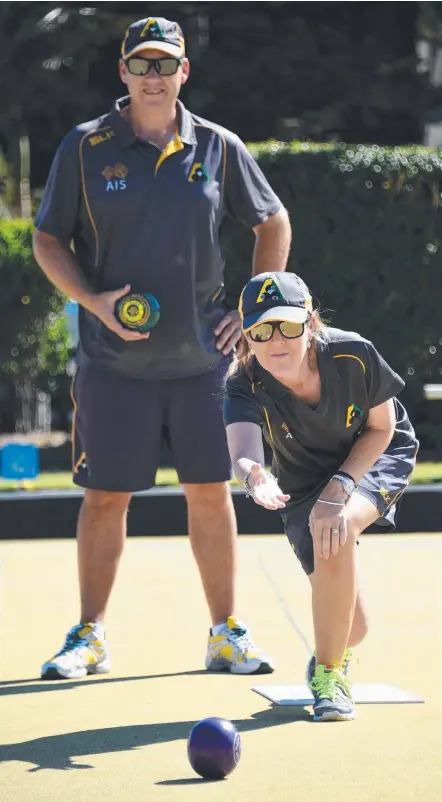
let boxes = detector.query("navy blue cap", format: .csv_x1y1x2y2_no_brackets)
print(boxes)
121,17,185,60
239,272,313,332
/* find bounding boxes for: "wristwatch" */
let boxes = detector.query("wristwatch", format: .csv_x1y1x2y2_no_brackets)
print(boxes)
332,471,356,497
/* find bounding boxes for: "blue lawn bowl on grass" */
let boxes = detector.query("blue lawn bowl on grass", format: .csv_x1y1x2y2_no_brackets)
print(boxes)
187,718,242,780
0,443,39,483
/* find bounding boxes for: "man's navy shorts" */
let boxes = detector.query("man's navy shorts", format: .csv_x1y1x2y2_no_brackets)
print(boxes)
71,360,232,492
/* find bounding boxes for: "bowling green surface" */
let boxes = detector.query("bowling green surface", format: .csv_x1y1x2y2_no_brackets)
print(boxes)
1,534,441,802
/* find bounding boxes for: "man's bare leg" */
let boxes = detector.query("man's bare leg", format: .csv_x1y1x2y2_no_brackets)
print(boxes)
78,489,132,623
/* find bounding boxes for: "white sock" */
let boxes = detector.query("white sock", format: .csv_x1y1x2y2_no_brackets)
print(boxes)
91,622,105,640
211,622,227,636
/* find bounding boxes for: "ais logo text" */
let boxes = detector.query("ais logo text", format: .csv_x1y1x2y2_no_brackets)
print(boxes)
102,164,128,191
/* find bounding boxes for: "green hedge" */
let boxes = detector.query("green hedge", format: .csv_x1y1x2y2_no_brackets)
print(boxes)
0,219,71,430
222,142,442,456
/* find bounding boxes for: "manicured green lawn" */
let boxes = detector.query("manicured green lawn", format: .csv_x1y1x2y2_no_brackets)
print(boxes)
0,462,441,491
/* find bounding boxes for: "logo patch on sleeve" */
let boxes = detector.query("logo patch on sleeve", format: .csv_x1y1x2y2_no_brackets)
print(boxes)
346,404,364,428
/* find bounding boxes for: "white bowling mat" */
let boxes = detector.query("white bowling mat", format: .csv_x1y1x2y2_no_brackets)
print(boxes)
252,683,424,706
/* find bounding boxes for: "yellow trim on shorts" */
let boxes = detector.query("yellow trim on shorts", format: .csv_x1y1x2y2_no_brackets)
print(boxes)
69,372,78,472
384,442,420,511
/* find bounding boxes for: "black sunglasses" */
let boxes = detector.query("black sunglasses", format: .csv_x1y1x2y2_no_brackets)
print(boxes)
125,56,184,77
249,320,307,343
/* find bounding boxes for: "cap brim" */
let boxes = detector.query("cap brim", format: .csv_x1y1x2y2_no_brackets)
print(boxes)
124,42,184,58
242,305,308,333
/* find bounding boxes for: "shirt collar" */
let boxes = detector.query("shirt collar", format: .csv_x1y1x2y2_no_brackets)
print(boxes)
110,96,197,148
251,338,340,401
253,360,290,402
177,100,197,145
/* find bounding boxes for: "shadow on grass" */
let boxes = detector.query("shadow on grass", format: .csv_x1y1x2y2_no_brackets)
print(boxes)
0,670,209,697
0,706,311,772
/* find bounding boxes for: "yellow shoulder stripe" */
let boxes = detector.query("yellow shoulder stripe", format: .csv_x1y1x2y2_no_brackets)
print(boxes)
263,407,274,442
333,354,365,373
79,128,113,267
333,354,366,373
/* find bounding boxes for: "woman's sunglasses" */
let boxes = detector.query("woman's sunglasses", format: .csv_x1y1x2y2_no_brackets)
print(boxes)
248,320,307,343
125,56,184,77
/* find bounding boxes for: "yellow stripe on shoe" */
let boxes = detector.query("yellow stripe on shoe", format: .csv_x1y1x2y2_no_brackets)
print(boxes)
205,618,274,675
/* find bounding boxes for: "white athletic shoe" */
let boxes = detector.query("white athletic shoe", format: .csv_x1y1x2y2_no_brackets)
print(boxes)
205,616,274,675
41,622,111,679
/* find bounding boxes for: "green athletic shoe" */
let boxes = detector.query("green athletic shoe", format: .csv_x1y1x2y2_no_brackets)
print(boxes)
306,647,352,685
309,664,356,722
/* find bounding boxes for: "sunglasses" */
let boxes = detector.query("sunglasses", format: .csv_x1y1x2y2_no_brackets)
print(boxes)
125,56,184,77
248,320,307,343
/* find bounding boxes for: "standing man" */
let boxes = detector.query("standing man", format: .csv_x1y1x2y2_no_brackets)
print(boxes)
33,16,291,680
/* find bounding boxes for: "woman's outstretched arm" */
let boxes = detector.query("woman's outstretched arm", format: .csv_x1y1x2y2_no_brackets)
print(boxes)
226,422,289,510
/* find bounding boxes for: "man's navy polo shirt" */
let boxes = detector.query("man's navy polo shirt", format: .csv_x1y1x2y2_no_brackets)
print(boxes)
35,97,282,379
